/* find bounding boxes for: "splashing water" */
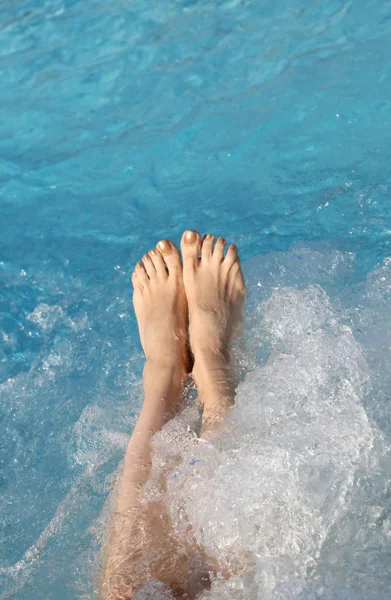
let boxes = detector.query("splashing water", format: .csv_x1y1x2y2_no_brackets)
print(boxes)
1,0,391,597
2,246,391,599
145,246,391,600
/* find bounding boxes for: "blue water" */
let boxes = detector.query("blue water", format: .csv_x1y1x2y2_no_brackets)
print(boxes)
1,0,391,598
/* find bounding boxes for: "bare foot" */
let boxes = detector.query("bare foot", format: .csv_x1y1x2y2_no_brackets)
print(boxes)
102,239,207,600
132,239,191,374
180,230,246,428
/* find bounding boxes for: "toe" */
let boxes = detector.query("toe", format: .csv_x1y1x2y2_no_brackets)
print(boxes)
180,230,202,270
228,261,240,295
131,270,143,292
142,253,156,279
237,265,246,295
212,237,227,263
201,233,215,260
148,247,167,278
157,239,182,274
228,261,246,296
136,262,149,286
223,243,238,272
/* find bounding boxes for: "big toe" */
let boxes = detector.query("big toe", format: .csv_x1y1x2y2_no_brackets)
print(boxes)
156,239,182,274
180,230,202,269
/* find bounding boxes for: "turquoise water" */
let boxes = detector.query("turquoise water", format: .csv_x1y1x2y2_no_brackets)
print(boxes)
1,0,391,598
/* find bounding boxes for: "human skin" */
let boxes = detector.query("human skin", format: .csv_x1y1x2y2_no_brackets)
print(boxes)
99,230,246,599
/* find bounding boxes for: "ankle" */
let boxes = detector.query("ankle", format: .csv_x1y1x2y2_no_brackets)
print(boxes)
192,347,231,385
188,311,231,357
192,350,236,422
192,343,230,364
143,358,186,388
144,351,184,370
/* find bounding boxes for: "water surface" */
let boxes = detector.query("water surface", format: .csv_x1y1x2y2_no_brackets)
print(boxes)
1,0,391,598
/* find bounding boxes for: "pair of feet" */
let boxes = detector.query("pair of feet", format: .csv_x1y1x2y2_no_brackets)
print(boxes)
100,231,246,600
132,230,246,425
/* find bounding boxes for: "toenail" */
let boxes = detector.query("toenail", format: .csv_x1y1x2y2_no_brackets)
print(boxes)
218,237,226,244
231,244,237,251
157,239,172,254
184,230,197,244
149,248,157,256
143,254,149,260
205,233,214,240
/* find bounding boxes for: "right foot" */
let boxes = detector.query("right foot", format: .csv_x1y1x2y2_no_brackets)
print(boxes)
180,230,246,426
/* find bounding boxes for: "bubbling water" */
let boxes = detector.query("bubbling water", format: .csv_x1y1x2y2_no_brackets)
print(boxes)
147,246,391,599
2,246,391,599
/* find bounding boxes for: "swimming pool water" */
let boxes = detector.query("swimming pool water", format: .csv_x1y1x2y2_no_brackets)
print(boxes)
1,0,390,598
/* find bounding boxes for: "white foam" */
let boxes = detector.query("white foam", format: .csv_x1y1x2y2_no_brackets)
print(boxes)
3,246,390,599
146,248,388,598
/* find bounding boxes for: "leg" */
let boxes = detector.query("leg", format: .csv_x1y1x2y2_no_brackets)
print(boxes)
180,231,246,435
100,240,197,599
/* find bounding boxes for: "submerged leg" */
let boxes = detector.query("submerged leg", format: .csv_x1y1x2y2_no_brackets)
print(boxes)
100,240,199,599
180,230,246,434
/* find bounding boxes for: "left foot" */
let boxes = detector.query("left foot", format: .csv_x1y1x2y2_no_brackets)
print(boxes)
132,239,191,374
